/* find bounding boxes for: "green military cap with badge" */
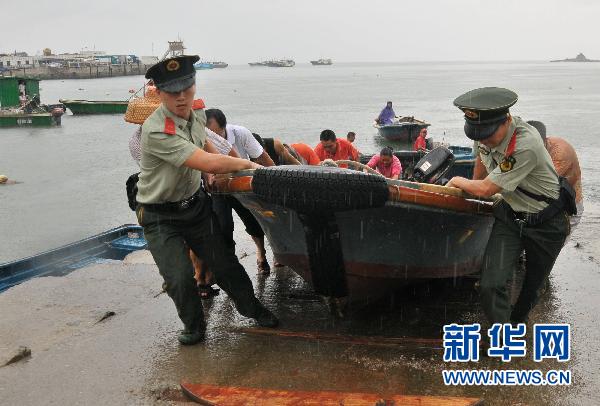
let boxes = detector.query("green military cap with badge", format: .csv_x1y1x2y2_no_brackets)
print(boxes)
145,55,200,93
453,87,518,140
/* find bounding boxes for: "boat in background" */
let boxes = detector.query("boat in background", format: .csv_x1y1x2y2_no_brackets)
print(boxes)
59,99,129,114
360,145,475,180
194,62,214,70
374,116,430,143
311,58,333,66
0,225,147,292
266,59,295,67
249,59,296,67
209,61,228,68
0,77,64,127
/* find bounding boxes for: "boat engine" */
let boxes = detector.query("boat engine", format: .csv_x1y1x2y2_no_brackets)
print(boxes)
411,146,455,184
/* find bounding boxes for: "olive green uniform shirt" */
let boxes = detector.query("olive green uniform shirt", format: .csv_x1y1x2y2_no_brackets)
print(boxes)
136,104,207,204
477,116,559,213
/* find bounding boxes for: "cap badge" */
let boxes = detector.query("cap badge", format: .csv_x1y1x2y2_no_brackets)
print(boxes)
166,60,180,72
464,109,479,120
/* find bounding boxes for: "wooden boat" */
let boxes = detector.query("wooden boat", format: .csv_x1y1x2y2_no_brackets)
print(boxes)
0,225,146,292
212,159,493,307
0,77,64,127
374,116,430,142
59,99,129,115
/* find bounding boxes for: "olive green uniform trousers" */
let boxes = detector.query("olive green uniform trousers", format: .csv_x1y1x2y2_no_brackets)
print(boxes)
480,201,570,324
136,193,262,332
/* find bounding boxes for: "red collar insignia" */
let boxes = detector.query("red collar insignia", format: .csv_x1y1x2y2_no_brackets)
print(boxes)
164,117,176,135
505,129,518,157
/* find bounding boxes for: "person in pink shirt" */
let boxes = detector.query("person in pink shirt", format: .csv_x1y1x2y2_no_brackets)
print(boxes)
366,147,402,180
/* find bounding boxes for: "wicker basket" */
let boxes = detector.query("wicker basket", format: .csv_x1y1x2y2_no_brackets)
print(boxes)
124,88,160,124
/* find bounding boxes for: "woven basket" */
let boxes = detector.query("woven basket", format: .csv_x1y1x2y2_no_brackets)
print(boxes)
124,88,160,124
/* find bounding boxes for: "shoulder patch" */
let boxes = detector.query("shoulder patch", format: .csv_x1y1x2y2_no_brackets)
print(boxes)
164,117,176,135
500,156,516,172
192,99,205,110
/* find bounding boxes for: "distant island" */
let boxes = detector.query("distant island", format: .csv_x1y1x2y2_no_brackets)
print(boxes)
551,53,599,62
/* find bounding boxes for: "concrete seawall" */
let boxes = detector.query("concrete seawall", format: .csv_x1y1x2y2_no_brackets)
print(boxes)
5,63,151,80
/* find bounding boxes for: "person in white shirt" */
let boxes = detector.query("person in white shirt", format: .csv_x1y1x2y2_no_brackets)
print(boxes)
205,108,275,274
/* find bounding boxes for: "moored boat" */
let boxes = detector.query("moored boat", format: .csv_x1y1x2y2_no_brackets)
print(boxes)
59,99,129,115
374,116,430,142
310,58,333,65
209,61,228,68
0,225,147,292
194,62,214,70
212,156,493,308
0,77,64,127
266,59,295,67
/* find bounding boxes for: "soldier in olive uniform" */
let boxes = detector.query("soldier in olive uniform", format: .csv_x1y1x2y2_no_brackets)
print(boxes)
136,55,278,345
447,87,571,325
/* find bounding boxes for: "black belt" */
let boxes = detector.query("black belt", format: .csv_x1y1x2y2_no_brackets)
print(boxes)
143,189,203,212
511,204,561,227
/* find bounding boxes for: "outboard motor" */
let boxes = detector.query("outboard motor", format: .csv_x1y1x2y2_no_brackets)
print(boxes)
412,146,454,184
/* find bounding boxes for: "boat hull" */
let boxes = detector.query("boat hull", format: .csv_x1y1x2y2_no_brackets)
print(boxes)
59,99,128,115
231,191,493,304
376,123,429,143
0,225,146,292
0,113,57,127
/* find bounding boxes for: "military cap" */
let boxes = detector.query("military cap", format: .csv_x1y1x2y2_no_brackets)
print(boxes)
145,55,199,93
453,87,518,140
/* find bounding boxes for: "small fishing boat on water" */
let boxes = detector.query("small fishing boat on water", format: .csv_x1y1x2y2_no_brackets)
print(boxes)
59,99,129,115
374,116,430,142
0,77,64,127
266,59,295,67
212,147,493,310
208,61,228,68
310,58,333,66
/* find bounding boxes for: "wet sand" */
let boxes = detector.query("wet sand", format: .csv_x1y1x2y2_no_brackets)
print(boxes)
1,212,599,405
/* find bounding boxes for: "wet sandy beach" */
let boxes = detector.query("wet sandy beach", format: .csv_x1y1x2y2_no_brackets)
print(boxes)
1,207,599,405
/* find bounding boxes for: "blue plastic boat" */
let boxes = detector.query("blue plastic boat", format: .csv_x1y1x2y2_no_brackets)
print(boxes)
0,225,147,292
194,62,214,70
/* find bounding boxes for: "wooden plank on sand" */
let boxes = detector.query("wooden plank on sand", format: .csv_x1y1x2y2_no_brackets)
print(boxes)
181,382,484,406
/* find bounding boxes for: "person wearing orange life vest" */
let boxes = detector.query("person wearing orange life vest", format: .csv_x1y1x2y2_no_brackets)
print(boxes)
413,127,428,151
446,87,571,325
314,129,360,162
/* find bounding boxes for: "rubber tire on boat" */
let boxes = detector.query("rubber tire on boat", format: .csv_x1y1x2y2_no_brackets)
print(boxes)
251,165,389,213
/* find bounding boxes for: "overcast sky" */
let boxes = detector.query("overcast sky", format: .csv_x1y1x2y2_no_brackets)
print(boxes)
2,0,599,63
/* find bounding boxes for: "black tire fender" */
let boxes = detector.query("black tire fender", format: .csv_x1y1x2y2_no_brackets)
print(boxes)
251,165,389,213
